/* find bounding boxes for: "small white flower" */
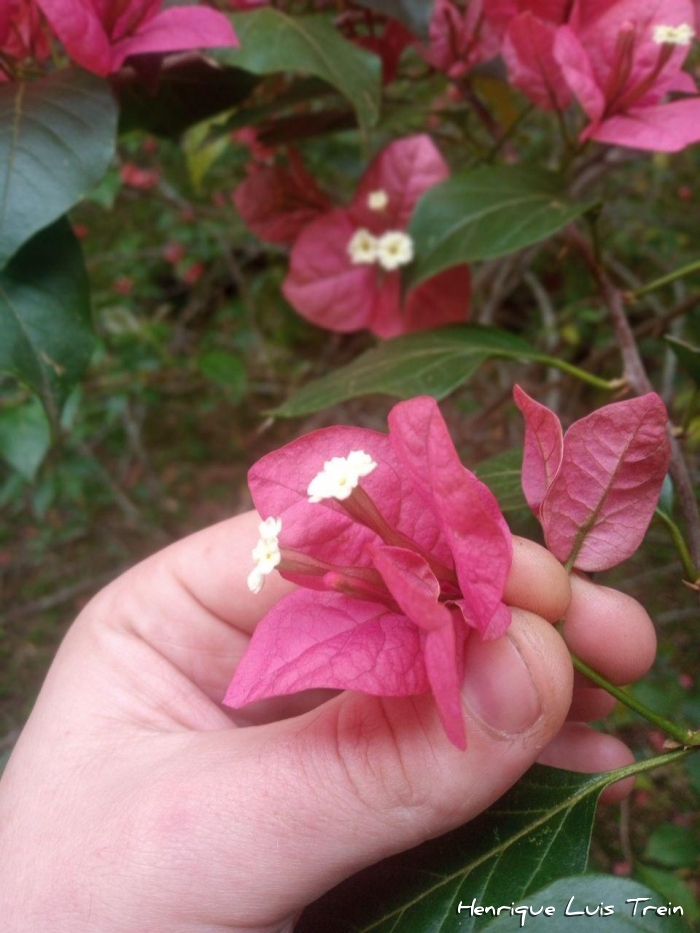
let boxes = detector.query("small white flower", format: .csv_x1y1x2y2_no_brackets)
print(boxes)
247,517,282,593
307,450,377,503
376,231,414,271
367,189,389,211
653,23,695,45
247,566,265,595
347,228,379,265
258,516,282,541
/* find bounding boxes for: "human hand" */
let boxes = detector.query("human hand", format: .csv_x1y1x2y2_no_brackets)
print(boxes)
0,511,656,933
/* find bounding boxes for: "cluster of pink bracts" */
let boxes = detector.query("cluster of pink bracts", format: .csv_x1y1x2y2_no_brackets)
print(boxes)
235,135,472,338
226,390,671,749
424,0,700,153
0,0,238,77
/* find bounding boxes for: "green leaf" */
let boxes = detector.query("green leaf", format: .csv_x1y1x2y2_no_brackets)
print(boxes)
473,448,527,513
482,875,690,932
0,69,117,268
0,220,94,430
297,754,688,933
219,10,382,133
198,349,247,401
0,397,51,482
275,325,540,417
354,0,434,39
644,824,700,870
118,59,258,138
635,866,700,923
408,167,595,288
665,336,700,388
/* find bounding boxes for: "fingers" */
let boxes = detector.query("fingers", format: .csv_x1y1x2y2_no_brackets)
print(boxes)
538,723,636,803
561,575,657,685
83,511,294,704
188,609,574,920
504,537,571,622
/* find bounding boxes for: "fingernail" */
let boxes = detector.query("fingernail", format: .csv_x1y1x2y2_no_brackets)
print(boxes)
461,630,543,735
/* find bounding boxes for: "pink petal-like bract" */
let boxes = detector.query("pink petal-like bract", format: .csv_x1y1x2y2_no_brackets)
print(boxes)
350,134,449,231
225,590,428,706
109,7,239,71
228,397,513,748
554,0,700,151
282,209,380,333
234,154,332,247
37,0,237,76
588,99,700,153
502,12,572,111
540,393,671,571
513,384,564,516
388,397,512,637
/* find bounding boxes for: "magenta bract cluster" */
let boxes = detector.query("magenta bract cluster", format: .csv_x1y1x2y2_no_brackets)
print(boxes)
0,0,238,77
235,135,472,338
225,396,513,750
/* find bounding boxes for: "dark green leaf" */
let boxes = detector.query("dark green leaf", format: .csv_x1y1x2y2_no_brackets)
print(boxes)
0,220,94,429
354,0,434,39
684,753,700,796
665,336,700,388
635,866,700,922
0,397,50,482
0,69,117,268
218,11,381,132
118,59,258,138
473,448,527,513
644,825,700,870
408,167,595,288
198,349,247,401
296,764,639,933
482,875,690,932
275,325,540,417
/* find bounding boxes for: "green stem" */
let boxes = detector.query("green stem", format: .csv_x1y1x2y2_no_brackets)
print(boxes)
634,258,700,299
534,353,619,391
654,507,699,583
568,647,700,748
595,747,693,787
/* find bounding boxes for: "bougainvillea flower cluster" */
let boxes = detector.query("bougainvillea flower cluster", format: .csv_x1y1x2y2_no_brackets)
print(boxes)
514,386,671,571
553,0,700,152
421,0,700,153
236,135,472,338
31,0,238,76
225,396,513,750
0,0,51,76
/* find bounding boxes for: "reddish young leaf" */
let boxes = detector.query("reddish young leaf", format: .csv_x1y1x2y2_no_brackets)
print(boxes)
540,393,671,571
513,384,564,516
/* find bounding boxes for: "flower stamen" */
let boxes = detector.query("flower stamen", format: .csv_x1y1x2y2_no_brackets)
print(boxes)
247,517,282,593
347,229,379,265
307,450,377,503
367,189,389,211
376,231,414,271
653,23,695,46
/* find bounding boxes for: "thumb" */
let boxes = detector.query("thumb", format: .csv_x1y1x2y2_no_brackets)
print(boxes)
201,608,573,924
